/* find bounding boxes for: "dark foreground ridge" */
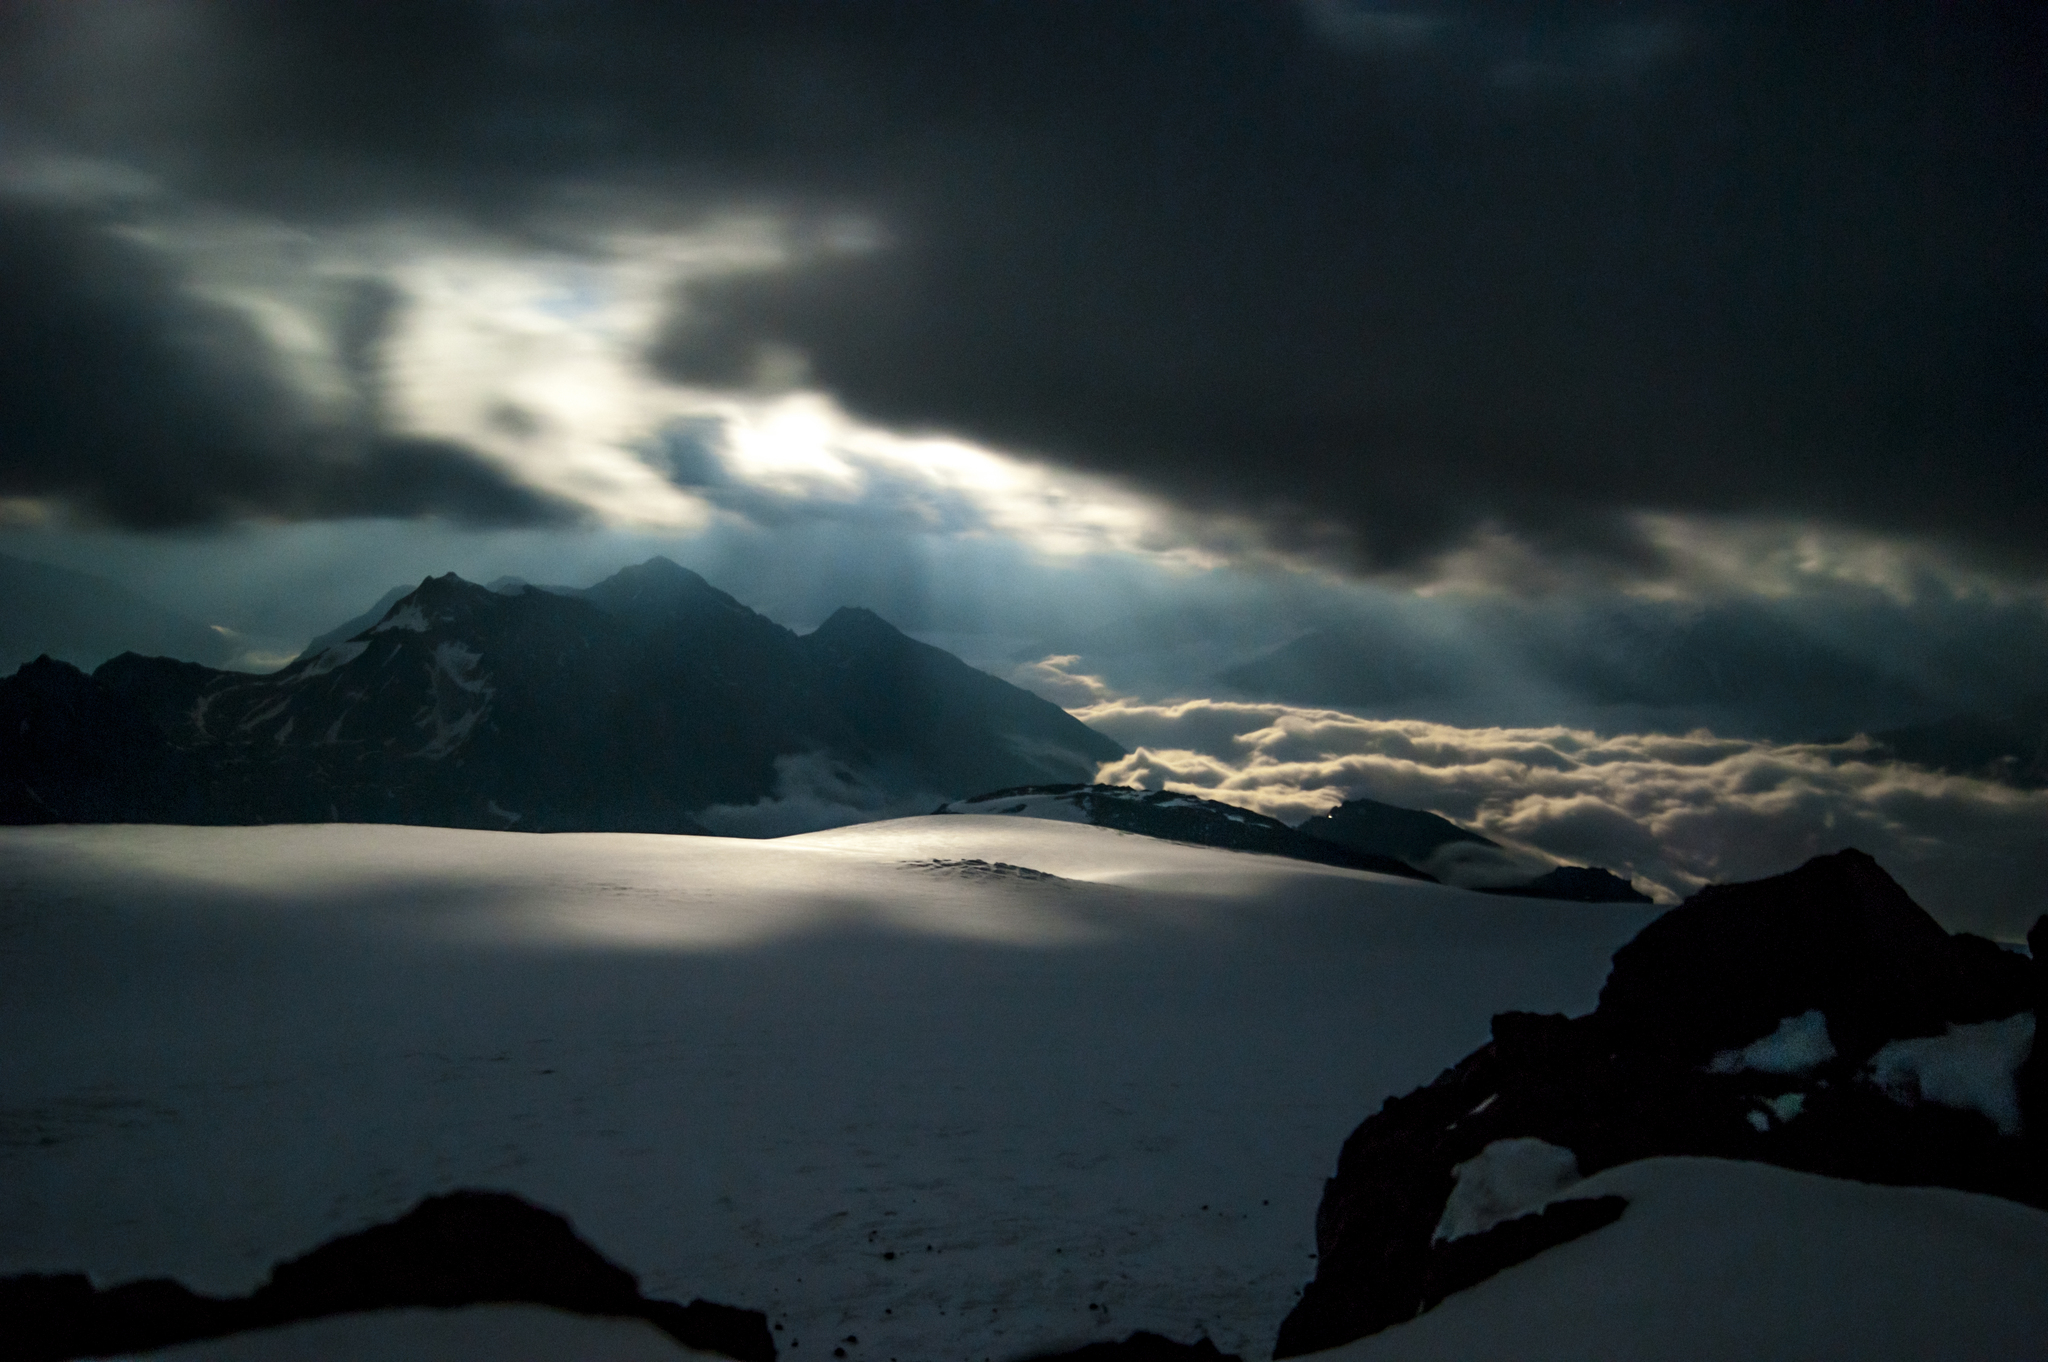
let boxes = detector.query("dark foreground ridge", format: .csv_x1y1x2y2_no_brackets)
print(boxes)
1274,849,2047,1357
1019,1332,1241,1362
0,1190,776,1362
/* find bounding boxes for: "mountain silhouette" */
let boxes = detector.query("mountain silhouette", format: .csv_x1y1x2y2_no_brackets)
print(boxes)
3,559,1122,832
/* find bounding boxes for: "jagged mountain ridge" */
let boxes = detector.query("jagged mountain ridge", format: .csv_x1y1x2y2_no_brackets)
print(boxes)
4,558,1123,832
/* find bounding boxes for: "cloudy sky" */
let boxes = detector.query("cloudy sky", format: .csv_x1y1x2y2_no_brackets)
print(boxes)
2,2,2044,929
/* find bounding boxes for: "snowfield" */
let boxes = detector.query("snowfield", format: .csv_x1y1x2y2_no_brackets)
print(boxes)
1334,1156,2048,1362
2,818,2042,1360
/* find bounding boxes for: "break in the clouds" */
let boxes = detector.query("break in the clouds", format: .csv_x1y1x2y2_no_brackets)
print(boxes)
0,2,2042,583
1067,692,2048,940
0,197,583,529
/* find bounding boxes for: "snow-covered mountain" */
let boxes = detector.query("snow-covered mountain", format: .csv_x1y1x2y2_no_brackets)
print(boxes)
2,820,2042,1361
0,559,1123,831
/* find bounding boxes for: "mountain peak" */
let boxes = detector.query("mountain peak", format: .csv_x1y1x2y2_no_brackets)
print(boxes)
581,556,752,628
810,606,903,641
608,555,706,588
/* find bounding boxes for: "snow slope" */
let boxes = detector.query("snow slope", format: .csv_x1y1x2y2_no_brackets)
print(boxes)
4,819,2042,1360
2,818,1646,1360
1333,1156,2048,1362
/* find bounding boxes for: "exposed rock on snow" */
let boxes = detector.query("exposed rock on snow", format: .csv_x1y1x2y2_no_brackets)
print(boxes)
1274,849,2047,1358
1020,1331,1241,1362
1,1189,774,1362
901,857,1065,882
937,785,1434,880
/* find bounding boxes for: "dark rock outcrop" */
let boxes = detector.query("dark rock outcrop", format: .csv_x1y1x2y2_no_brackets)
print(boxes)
1018,1332,1240,1362
938,784,1436,880
1478,865,1652,904
1274,849,2044,1358
1597,849,2030,1067
2,1189,775,1362
1295,796,1497,866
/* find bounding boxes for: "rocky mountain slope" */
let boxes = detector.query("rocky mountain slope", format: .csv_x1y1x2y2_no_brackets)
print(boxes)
935,785,1435,879
1295,796,1499,865
1299,795,1649,902
944,787,1652,901
0,558,1122,831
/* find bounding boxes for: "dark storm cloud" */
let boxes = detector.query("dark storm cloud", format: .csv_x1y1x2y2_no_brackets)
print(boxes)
4,2,2044,568
0,198,580,528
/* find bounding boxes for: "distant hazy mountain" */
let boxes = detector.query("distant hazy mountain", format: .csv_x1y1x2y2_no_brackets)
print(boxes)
937,784,1434,880
0,552,241,674
298,577,562,658
1864,694,2048,789
297,585,413,659
3,558,1122,832
1295,796,1498,865
1218,606,1943,739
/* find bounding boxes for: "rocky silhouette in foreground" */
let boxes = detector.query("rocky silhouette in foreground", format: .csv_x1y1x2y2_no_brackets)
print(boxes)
0,1190,776,1362
1274,849,2045,1357
1019,1333,1241,1362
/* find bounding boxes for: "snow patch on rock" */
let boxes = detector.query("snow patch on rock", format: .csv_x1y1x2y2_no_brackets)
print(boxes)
1434,1138,1583,1243
1707,1010,1836,1076
432,642,488,694
294,640,368,680
1865,1012,2035,1136
374,604,431,634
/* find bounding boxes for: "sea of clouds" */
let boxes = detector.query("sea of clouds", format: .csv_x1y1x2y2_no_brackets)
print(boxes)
1012,657,2048,940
